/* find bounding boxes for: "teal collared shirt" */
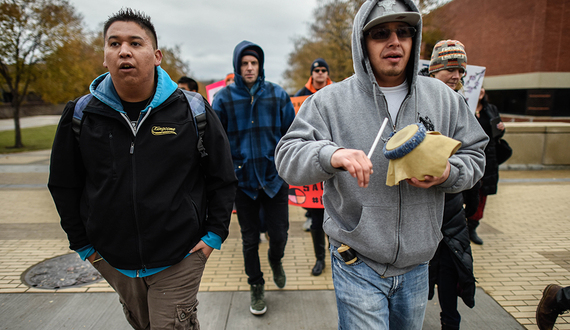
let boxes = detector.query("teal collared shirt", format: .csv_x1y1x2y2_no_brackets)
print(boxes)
76,232,221,278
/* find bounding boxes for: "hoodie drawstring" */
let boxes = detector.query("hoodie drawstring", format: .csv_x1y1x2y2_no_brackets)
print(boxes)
414,85,420,123
372,82,391,144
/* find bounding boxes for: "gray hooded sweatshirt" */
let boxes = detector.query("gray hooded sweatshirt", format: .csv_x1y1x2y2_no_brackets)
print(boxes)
275,0,488,277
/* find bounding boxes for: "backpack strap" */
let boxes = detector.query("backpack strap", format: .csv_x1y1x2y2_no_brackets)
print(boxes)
181,89,208,158
72,94,93,143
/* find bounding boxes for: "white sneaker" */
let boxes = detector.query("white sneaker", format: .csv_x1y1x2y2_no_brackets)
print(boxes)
302,218,312,232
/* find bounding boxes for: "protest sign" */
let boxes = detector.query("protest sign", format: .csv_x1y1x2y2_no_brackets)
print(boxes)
288,95,324,209
290,95,309,115
288,183,324,208
205,80,226,104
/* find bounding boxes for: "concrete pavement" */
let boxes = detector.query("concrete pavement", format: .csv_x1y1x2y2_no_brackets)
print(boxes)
0,115,60,131
0,288,521,330
1,119,569,329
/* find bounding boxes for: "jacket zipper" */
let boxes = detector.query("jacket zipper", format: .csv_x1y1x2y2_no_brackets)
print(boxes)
392,93,412,265
120,109,154,274
88,96,177,272
376,90,407,275
393,185,403,264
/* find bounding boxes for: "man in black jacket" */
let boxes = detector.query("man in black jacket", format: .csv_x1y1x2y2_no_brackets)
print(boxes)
48,8,237,330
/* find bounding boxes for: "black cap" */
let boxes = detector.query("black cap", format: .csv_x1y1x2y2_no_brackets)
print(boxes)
310,58,329,75
242,48,260,61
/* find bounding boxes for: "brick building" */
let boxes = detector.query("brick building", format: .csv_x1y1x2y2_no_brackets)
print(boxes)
422,0,570,118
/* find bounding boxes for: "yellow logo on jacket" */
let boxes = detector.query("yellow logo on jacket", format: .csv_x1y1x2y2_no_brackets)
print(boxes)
151,126,177,135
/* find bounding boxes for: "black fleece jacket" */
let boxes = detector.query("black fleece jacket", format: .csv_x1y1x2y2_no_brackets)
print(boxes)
48,88,237,270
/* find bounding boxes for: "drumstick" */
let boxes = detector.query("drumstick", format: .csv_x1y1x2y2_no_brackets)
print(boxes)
367,117,389,159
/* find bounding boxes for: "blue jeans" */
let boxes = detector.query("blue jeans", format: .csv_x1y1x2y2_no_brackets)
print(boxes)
331,246,429,330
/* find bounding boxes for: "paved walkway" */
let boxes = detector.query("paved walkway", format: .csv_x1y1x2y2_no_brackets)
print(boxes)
0,115,60,131
0,121,569,328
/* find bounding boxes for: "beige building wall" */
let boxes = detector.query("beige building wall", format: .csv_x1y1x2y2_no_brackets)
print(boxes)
502,122,570,166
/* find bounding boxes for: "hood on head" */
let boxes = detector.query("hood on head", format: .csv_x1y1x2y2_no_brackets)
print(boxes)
352,0,422,91
232,40,265,88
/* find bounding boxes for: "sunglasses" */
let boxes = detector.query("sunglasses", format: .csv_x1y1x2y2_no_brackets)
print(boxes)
313,69,328,73
367,26,416,40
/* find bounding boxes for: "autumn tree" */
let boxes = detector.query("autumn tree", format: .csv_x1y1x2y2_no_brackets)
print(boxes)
284,0,365,93
160,45,210,98
416,0,451,58
0,0,83,148
34,31,105,104
160,44,190,83
415,0,453,15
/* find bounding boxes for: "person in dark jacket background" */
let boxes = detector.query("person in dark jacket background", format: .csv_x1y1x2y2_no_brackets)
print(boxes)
294,58,333,96
212,40,295,316
294,58,333,276
466,86,506,244
425,39,477,330
48,9,237,329
428,193,476,330
178,76,199,92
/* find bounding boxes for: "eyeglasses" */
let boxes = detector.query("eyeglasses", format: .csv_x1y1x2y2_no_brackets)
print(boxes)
367,26,416,40
313,69,328,73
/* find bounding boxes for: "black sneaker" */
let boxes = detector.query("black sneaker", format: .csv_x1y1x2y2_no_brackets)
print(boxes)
312,259,325,276
268,255,286,288
249,284,267,315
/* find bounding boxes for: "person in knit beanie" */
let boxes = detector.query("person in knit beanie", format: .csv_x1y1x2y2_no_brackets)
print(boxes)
424,38,480,330
428,40,467,91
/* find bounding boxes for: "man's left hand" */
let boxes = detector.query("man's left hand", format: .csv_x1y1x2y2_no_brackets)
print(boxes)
190,240,214,259
405,161,451,189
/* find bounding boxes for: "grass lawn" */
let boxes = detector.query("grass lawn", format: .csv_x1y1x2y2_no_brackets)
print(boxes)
0,125,58,154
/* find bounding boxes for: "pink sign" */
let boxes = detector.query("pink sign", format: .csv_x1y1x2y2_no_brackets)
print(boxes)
205,80,226,104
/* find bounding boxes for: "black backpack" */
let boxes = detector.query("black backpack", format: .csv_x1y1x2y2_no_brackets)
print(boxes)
72,89,208,157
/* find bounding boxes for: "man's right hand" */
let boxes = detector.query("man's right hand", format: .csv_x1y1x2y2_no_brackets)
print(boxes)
331,148,373,188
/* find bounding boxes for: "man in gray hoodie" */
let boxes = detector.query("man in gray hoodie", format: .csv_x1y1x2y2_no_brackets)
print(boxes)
275,0,488,329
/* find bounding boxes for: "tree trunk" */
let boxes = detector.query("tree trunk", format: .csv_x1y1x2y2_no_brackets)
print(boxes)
11,99,23,149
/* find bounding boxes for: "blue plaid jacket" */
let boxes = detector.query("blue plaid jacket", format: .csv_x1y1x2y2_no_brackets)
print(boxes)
213,41,295,199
